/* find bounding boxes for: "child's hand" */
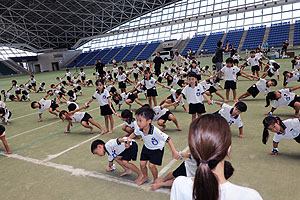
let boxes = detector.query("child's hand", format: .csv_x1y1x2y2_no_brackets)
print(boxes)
172,151,181,160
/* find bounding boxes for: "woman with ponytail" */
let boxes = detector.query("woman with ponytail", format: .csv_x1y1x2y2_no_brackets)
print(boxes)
262,116,300,155
265,86,300,117
170,114,262,200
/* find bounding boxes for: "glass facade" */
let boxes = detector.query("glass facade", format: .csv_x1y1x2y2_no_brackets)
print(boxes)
79,0,300,52
0,46,37,60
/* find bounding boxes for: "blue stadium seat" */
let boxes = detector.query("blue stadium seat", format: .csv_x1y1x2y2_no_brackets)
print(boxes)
181,34,206,56
67,52,89,68
101,46,123,64
222,28,244,49
86,48,110,66
202,32,225,54
113,45,135,63
122,43,148,62
268,22,290,47
136,41,161,61
242,25,266,50
294,20,300,46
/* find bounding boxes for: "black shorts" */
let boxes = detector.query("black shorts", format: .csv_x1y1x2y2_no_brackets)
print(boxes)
81,113,92,123
172,162,187,177
81,76,86,81
196,74,201,80
224,80,236,90
74,86,81,93
67,76,71,81
294,134,300,143
113,73,117,78
208,86,217,94
109,86,117,94
247,84,260,97
50,101,59,110
189,103,206,114
177,79,185,87
31,83,37,87
62,81,67,86
146,88,158,97
27,85,32,89
288,96,300,108
119,141,138,161
100,104,114,116
9,95,15,101
140,145,164,166
157,77,163,83
128,93,137,102
119,82,126,89
15,90,21,95
251,65,259,72
167,95,175,102
267,70,274,77
133,73,138,79
158,111,172,122
233,59,239,64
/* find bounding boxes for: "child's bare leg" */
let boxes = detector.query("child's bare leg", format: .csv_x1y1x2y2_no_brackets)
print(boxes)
233,89,237,102
157,120,166,132
81,121,93,133
225,89,230,102
238,91,251,100
134,99,144,106
215,91,225,101
153,97,157,106
149,163,159,183
114,157,130,173
192,113,196,121
148,97,152,107
137,161,148,186
151,179,175,190
122,160,143,182
49,108,58,117
107,115,114,134
159,99,166,106
104,115,109,133
0,137,12,154
168,114,181,131
88,118,105,134
294,102,300,118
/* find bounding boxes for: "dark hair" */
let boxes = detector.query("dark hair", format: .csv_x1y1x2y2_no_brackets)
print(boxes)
41,82,45,86
31,101,37,109
175,89,182,96
95,79,104,86
12,80,17,84
118,66,124,71
121,109,133,120
234,102,247,112
135,105,155,120
91,139,105,153
187,72,197,78
67,90,74,97
270,79,277,86
68,103,77,112
262,116,284,144
283,71,290,86
217,41,222,47
59,110,68,119
30,75,34,78
189,114,232,200
1,90,5,93
112,94,120,105
265,91,277,107
80,68,83,70
50,84,55,88
225,58,234,64
0,124,5,135
250,50,256,54
273,63,280,69
66,69,69,71
0,107,5,115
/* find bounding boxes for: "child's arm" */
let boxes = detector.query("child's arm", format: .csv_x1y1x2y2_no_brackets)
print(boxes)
203,93,212,104
65,120,72,133
261,72,268,79
238,127,243,138
43,92,51,100
167,139,180,159
182,105,188,113
7,86,13,92
290,86,300,92
128,132,136,139
68,106,88,115
265,107,277,115
277,75,280,81
86,98,94,106
155,81,165,87
269,141,279,155
107,97,119,116
176,94,183,102
161,102,176,109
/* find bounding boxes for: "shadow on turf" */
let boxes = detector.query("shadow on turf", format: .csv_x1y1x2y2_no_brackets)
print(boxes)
277,152,300,160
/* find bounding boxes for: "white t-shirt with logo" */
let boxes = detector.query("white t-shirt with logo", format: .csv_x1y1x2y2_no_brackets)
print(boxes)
218,103,243,128
182,84,205,104
105,138,126,162
272,89,296,108
38,98,52,114
220,66,240,82
134,124,169,150
273,118,300,143
141,77,157,90
255,78,270,94
92,89,110,106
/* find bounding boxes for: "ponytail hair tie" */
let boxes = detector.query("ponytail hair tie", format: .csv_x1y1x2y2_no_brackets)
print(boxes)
199,160,208,164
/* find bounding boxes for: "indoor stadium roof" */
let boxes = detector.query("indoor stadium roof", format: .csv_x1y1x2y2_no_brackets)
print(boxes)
0,0,179,51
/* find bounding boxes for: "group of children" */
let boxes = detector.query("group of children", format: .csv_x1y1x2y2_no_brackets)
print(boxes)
1,49,300,199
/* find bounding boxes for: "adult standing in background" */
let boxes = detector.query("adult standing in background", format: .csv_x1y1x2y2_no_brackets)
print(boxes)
153,52,164,77
172,52,187,67
187,48,192,60
262,40,269,56
230,45,236,58
95,59,105,78
214,41,229,79
281,39,289,57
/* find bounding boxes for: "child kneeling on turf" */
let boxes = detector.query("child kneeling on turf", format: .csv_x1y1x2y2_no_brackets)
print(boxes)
91,138,143,184
0,125,12,154
59,105,105,135
129,106,180,185
120,109,138,136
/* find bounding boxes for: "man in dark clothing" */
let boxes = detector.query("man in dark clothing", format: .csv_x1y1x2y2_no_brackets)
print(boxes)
95,60,105,78
281,39,289,57
214,41,229,78
153,52,164,77
230,45,236,57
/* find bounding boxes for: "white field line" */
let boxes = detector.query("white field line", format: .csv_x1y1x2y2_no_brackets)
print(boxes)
10,97,91,121
43,123,124,162
0,153,170,195
158,146,189,178
7,106,100,140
